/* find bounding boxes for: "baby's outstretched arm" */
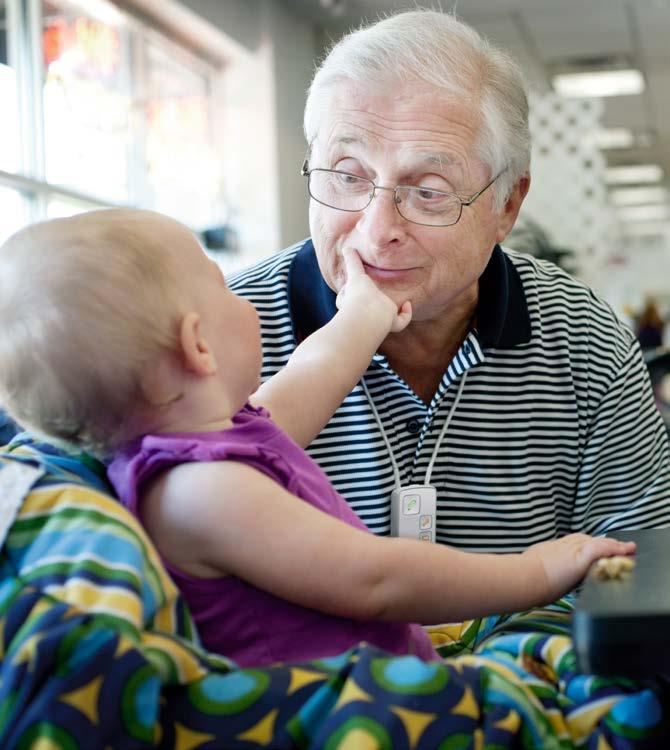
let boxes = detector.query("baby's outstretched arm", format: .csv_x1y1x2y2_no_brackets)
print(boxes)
143,461,635,625
251,247,411,447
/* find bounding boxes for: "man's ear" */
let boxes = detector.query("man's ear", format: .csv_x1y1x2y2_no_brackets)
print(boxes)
180,311,217,376
496,174,531,244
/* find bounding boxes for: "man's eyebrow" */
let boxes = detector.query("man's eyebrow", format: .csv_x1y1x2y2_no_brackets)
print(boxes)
415,152,459,171
330,135,365,148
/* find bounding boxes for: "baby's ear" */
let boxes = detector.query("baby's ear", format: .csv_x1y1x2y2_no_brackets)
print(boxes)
180,312,217,376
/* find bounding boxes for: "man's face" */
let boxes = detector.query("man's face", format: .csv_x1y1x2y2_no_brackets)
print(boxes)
308,82,523,323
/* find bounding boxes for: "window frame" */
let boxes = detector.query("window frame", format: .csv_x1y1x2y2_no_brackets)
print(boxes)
1,0,220,227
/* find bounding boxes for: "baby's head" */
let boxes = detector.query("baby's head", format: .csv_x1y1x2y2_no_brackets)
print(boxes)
0,208,239,454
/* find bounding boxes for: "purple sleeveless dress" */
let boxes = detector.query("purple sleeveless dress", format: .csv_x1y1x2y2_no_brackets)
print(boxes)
108,404,438,667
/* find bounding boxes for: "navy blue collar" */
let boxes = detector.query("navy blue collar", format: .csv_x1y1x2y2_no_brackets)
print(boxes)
287,239,531,349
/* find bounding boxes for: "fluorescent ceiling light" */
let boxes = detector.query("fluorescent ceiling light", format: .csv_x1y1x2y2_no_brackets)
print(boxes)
605,165,664,184
609,187,668,206
583,128,635,150
553,69,645,98
617,204,669,223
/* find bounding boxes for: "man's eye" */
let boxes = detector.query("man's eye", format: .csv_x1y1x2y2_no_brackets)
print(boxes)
331,173,369,193
335,172,362,185
417,188,443,200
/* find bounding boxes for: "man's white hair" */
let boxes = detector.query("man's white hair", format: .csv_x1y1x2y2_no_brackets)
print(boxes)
304,9,530,209
0,209,184,455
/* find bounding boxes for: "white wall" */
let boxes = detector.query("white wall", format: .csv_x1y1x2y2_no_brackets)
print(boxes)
604,230,670,328
269,1,316,249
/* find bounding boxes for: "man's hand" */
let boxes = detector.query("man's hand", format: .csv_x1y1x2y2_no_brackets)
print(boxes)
522,533,637,604
335,246,412,333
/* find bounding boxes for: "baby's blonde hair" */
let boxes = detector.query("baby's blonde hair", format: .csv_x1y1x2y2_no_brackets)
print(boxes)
0,209,186,455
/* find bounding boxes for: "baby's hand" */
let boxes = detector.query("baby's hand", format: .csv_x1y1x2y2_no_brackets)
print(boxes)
522,533,636,603
336,247,412,333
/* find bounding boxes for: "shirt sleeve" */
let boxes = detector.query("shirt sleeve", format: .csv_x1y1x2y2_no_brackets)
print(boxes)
574,338,670,534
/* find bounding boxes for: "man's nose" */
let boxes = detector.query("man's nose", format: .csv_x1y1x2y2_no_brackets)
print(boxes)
357,187,406,245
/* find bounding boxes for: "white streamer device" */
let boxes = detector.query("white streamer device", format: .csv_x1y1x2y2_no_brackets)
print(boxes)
362,369,470,546
391,485,437,542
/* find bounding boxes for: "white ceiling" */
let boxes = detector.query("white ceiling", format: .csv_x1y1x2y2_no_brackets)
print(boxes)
281,0,670,193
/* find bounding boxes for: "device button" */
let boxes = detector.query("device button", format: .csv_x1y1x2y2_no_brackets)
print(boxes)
403,495,420,514
419,515,432,530
419,531,432,542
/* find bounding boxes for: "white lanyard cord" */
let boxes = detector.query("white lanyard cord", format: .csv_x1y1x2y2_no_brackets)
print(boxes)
361,378,401,489
361,369,468,488
425,370,468,485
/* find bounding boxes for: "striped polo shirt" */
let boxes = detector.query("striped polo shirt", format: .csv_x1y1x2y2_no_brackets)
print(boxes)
229,239,670,552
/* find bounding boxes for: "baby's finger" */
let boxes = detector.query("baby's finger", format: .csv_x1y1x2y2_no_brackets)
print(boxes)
586,536,636,562
391,300,413,332
341,246,364,281
603,539,636,556
595,535,636,553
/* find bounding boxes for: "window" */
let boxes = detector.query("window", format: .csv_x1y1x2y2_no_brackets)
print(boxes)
0,0,221,235
0,0,21,174
0,186,29,242
142,34,219,228
42,0,133,202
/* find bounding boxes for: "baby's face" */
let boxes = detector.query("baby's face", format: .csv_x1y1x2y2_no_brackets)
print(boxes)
173,230,262,404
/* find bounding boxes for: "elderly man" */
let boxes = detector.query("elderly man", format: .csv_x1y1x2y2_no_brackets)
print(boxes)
230,9,670,551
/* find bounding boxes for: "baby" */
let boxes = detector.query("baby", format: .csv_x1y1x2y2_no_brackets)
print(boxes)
0,209,634,667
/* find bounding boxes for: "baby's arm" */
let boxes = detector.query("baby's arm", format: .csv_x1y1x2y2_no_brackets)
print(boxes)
141,461,636,624
249,247,411,448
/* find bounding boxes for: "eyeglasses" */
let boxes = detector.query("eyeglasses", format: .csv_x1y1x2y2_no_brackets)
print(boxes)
301,160,506,227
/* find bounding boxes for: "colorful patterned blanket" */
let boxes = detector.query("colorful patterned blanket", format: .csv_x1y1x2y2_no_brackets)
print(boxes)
0,435,668,749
